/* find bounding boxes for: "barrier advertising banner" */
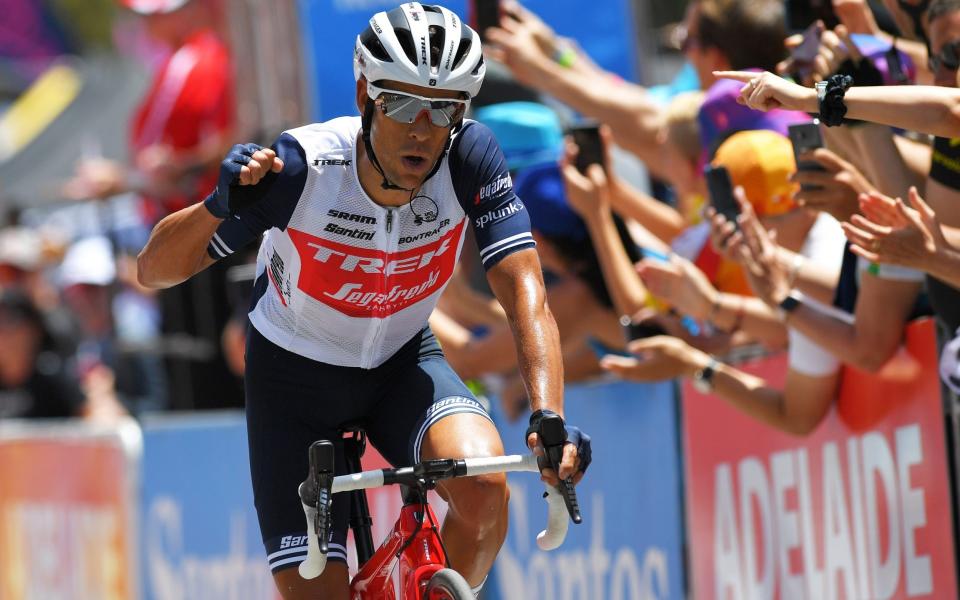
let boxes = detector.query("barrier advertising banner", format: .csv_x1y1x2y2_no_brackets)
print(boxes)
683,319,957,600
139,412,275,600
488,378,685,600
0,419,141,600
296,0,639,122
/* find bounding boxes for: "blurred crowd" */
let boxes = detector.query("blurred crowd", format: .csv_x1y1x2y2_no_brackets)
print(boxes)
3,0,960,445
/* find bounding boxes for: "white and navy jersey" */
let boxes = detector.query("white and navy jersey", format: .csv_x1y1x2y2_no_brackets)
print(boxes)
207,117,535,368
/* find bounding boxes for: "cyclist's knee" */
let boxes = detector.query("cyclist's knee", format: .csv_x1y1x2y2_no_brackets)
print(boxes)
274,562,349,600
444,471,509,525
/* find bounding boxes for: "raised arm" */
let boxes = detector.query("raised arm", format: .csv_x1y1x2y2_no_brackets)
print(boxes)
138,145,283,288
715,70,960,139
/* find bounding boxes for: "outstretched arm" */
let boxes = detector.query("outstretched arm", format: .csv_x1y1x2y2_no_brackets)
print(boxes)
715,70,960,139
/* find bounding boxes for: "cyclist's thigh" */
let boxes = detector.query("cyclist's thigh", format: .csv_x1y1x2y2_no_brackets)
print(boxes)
274,562,350,600
245,326,379,576
365,327,497,466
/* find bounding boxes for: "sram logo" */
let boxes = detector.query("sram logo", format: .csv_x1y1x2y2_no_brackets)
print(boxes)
288,221,465,318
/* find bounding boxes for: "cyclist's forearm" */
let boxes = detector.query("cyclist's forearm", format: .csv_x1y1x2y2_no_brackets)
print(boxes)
137,202,219,289
488,261,564,416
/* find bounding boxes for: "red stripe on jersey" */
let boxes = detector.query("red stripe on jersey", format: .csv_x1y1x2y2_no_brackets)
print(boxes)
288,220,465,318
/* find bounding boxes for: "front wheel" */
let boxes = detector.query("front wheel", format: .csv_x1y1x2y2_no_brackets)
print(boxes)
424,568,473,599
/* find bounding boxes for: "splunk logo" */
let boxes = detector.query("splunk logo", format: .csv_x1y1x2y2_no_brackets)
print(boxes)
475,199,523,229
475,172,513,205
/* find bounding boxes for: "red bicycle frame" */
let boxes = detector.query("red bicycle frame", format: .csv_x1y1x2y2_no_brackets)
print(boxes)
350,500,448,599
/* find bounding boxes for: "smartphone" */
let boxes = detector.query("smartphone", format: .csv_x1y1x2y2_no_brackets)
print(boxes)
785,0,838,32
788,121,826,190
586,337,633,359
567,123,605,174
704,165,739,224
790,21,823,81
471,0,501,42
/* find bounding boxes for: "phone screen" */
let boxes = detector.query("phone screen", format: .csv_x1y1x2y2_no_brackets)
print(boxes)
471,0,501,42
788,121,825,190
790,21,823,81
705,165,739,223
568,124,605,174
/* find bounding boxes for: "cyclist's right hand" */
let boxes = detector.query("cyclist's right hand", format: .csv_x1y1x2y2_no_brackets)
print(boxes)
204,143,284,219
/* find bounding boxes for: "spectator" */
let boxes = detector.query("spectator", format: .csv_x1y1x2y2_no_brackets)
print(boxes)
485,0,796,182
0,289,125,420
64,0,242,411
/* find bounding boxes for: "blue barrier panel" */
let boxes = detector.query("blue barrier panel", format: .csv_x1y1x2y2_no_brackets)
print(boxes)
139,412,274,600
487,379,685,600
296,0,639,121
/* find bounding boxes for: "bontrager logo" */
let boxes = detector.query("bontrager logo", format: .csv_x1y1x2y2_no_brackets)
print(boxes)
400,218,450,244
325,222,374,241
475,199,523,229
474,172,513,204
314,158,351,166
328,209,376,225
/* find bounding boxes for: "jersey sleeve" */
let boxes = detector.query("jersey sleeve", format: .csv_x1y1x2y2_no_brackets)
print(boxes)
206,133,308,260
450,121,536,270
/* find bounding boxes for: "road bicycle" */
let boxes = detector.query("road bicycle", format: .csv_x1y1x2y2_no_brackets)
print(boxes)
297,413,581,599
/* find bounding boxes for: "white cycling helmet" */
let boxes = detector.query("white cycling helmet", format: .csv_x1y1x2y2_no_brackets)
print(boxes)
354,3,485,98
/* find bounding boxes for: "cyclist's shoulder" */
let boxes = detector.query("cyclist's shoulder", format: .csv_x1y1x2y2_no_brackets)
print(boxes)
283,116,360,154
450,119,497,156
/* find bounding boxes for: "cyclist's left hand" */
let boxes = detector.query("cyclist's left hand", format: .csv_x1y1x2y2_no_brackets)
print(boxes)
526,412,591,486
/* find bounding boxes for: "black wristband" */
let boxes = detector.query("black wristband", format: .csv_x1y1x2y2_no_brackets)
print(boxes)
816,74,853,127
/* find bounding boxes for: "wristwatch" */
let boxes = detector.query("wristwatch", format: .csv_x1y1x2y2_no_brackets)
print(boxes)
777,292,803,320
692,357,719,393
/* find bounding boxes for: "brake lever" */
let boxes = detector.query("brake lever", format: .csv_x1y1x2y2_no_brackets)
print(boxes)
301,440,335,554
537,414,582,524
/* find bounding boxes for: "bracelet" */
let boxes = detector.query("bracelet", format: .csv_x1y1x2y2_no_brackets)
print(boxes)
815,74,853,127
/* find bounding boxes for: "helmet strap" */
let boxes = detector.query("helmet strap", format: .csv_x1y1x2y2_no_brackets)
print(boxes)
362,100,412,192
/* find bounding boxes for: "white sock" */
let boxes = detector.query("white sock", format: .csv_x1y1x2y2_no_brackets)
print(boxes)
471,575,487,598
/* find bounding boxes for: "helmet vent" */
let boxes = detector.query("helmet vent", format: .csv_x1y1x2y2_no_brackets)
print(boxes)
428,24,444,71
452,30,473,70
359,27,390,62
386,8,419,65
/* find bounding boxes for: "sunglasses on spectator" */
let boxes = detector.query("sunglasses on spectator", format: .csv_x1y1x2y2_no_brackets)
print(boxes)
929,39,960,73
367,83,468,128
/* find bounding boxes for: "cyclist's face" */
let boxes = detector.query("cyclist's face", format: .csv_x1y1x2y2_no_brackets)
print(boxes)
360,80,465,190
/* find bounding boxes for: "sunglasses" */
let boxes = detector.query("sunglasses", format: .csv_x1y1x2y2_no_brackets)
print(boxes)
929,39,960,73
367,83,469,128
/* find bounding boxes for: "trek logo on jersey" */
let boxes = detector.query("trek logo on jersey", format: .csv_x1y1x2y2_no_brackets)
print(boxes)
475,199,524,229
474,172,513,205
314,157,351,166
288,220,465,318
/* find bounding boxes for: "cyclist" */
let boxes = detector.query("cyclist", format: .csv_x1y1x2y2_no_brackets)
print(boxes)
136,4,591,599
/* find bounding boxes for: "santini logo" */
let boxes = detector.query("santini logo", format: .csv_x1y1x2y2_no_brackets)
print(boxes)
474,173,513,204
475,200,524,229
325,223,373,241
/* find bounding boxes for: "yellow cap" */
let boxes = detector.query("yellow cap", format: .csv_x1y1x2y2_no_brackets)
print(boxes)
712,130,798,217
